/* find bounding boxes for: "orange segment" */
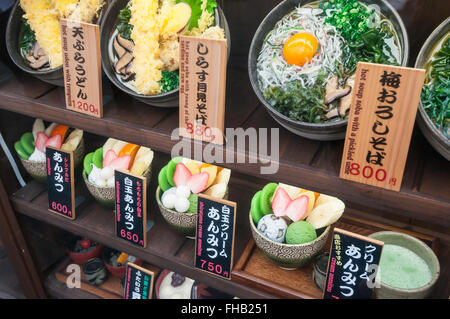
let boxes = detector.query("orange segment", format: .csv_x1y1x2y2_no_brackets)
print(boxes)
117,252,129,264
50,125,69,142
200,164,218,189
118,143,140,169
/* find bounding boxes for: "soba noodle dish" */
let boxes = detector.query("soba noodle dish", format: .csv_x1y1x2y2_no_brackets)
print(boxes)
257,0,402,123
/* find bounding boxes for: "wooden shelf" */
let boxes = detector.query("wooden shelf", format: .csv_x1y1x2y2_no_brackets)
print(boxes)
10,178,276,299
0,66,448,229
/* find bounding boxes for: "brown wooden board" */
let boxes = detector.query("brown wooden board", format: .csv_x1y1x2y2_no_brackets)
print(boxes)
340,62,425,191
60,19,103,118
232,215,438,299
55,259,124,299
179,36,227,144
55,258,160,299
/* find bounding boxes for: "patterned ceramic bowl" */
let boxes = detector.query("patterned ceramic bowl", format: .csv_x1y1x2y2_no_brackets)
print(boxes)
156,186,228,238
19,138,85,183
83,165,152,207
249,210,330,269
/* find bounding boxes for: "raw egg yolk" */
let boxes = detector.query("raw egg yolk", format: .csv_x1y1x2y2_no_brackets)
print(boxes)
283,32,319,67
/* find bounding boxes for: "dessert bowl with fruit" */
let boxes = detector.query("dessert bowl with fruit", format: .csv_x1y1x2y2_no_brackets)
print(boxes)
250,182,345,269
14,119,84,183
156,157,230,237
67,236,104,265
82,138,154,207
102,247,142,277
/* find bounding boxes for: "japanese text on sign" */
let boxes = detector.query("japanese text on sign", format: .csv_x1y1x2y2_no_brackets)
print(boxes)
115,171,147,247
339,62,425,191
323,228,383,299
46,147,75,219
60,19,103,117
124,263,154,300
195,195,236,280
179,36,227,144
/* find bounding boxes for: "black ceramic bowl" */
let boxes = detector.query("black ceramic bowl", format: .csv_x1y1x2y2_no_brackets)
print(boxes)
248,0,409,141
414,17,450,161
100,0,231,108
6,1,108,87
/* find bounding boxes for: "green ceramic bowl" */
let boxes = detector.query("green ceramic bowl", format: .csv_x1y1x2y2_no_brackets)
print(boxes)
83,165,152,207
249,210,330,269
156,186,229,238
369,231,440,299
20,138,85,183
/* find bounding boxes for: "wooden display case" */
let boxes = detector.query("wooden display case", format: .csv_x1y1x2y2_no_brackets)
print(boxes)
0,0,448,299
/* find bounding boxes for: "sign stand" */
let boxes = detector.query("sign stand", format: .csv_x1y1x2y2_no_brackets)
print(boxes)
194,194,236,280
114,170,147,248
339,62,425,191
124,262,154,299
46,146,75,220
323,228,384,299
179,36,227,145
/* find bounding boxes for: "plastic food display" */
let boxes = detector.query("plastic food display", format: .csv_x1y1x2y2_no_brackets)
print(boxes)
100,0,231,107
248,0,409,140
156,157,231,237
6,0,106,86
82,138,153,206
250,182,345,269
14,118,84,183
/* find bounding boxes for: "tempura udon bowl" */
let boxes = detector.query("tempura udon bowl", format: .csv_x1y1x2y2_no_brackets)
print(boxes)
100,0,231,108
248,0,409,141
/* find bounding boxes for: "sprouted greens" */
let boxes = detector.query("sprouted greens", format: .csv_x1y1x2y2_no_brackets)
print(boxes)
257,0,401,124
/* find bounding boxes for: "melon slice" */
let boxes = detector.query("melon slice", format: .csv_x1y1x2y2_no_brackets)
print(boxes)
214,168,230,186
32,118,45,140
44,123,58,137
102,138,119,158
203,182,227,199
130,147,154,176
61,129,83,152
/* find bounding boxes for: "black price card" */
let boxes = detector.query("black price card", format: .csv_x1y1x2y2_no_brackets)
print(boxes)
323,228,384,299
194,194,236,280
124,262,154,299
114,170,147,248
46,146,75,220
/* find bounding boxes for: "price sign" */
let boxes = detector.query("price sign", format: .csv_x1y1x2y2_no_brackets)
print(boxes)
60,19,103,118
124,262,154,299
194,194,236,280
323,228,383,299
46,146,75,220
114,170,147,248
179,36,227,145
340,62,425,191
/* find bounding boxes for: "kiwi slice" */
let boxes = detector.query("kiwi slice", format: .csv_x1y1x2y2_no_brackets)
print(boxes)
14,141,29,160
20,132,34,156
250,190,264,225
259,183,278,215
166,157,182,187
158,165,171,192
83,152,94,175
187,194,198,214
92,147,103,168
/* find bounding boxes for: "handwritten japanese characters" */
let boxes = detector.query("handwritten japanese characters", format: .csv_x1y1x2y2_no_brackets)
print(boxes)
179,36,227,144
60,19,103,117
46,147,75,220
195,195,236,280
340,62,425,191
323,228,383,299
124,263,154,299
115,170,147,248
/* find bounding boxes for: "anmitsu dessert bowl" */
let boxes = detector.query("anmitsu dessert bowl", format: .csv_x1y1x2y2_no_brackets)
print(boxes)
100,0,231,107
369,231,440,299
248,0,408,140
156,157,230,238
67,237,104,265
102,247,142,277
82,138,153,207
249,182,345,269
14,119,85,183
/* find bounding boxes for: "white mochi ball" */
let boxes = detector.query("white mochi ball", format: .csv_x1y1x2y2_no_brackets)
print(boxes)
162,192,176,209
96,178,107,187
174,197,190,213
88,166,102,184
175,185,191,198
106,177,115,188
165,187,177,195
100,166,114,180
